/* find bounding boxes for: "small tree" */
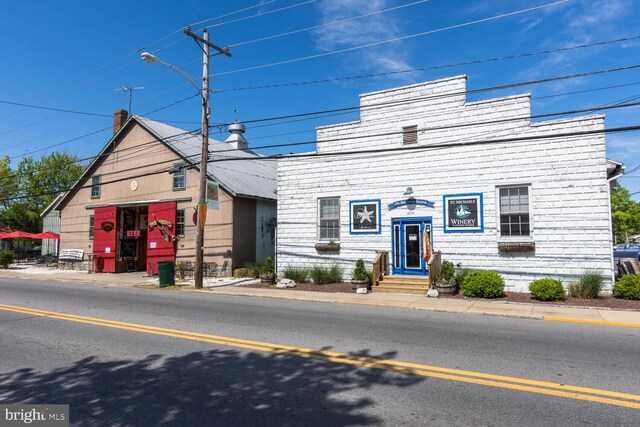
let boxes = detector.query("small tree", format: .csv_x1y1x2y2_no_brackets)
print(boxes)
352,259,369,281
262,256,275,275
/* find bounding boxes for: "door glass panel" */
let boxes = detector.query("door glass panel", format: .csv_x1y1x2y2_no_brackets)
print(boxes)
394,225,400,269
405,225,420,269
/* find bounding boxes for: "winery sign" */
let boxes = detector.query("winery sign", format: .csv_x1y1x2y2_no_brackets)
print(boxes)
443,193,483,233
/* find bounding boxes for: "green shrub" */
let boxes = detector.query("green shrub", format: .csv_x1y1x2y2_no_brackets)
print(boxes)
351,259,369,281
613,275,640,300
243,263,262,278
0,251,14,269
175,262,187,279
454,268,473,288
310,264,343,284
283,266,310,283
439,260,455,284
569,270,604,299
529,278,565,301
461,270,505,298
234,268,249,278
262,257,275,275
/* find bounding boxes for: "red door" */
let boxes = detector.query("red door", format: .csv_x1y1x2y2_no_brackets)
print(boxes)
147,202,177,274
93,206,117,272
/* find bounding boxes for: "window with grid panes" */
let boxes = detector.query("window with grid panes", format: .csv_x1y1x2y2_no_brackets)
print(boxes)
89,215,94,240
91,176,101,199
499,186,530,237
176,209,185,237
173,164,186,191
318,197,340,241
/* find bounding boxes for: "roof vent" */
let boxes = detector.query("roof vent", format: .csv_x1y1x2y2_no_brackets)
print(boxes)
225,121,248,150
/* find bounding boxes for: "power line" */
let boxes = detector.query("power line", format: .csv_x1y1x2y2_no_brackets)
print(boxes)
1,122,636,204
214,35,640,94
212,0,571,77
210,124,640,164
213,63,640,127
228,0,431,49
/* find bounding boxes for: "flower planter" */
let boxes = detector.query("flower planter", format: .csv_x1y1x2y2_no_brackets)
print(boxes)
260,273,275,285
435,282,458,295
351,279,370,290
315,243,340,253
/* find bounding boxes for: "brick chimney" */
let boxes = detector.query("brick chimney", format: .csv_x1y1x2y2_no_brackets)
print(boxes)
113,109,128,134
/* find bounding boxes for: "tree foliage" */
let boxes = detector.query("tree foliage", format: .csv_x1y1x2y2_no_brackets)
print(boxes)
611,183,640,243
0,151,84,233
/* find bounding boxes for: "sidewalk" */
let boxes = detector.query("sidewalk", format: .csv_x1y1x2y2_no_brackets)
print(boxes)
1,267,638,328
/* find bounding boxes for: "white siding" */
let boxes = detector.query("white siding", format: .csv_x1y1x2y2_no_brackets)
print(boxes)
276,76,614,292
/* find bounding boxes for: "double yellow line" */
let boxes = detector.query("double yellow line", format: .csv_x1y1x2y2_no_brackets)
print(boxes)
1,302,639,409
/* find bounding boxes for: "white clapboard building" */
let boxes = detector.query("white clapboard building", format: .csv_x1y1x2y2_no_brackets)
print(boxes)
276,75,624,293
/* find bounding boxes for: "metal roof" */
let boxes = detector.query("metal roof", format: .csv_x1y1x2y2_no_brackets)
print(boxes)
135,116,277,200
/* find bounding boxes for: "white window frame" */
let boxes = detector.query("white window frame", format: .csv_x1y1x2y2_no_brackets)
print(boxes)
497,184,533,240
173,163,186,191
317,197,340,241
91,175,101,199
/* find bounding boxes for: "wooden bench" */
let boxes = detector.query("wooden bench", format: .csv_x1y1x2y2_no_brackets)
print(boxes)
58,249,85,270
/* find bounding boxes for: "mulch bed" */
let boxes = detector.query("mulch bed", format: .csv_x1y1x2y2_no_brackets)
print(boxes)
240,281,355,293
446,291,640,311
239,281,640,310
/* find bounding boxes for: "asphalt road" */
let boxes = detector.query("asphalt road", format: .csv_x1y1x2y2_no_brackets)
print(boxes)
0,277,638,426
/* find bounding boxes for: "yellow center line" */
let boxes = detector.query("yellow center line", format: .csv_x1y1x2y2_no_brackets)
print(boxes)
1,303,639,409
544,316,640,329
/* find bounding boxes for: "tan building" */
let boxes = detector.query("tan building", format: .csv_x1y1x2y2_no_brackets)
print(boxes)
48,110,277,274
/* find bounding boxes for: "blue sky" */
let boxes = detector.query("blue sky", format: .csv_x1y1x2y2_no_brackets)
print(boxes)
1,0,639,199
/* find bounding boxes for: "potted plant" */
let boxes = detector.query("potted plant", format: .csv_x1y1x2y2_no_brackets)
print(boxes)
435,260,458,295
260,256,276,284
351,258,370,290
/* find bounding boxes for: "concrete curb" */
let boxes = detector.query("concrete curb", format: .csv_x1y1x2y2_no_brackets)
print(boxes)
1,272,639,327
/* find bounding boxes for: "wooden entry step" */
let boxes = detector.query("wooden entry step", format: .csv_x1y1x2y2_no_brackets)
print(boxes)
373,275,430,294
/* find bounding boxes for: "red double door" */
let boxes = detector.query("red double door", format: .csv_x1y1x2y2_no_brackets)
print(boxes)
93,202,176,273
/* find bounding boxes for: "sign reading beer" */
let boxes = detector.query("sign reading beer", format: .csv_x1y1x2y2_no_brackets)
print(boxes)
349,199,381,234
443,193,483,233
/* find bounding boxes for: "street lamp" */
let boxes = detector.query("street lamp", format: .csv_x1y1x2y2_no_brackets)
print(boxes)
141,28,230,289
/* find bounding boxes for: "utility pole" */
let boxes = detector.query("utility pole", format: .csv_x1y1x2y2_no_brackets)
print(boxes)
183,27,231,289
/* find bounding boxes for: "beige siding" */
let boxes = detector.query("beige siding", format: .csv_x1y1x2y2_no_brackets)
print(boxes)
59,122,235,267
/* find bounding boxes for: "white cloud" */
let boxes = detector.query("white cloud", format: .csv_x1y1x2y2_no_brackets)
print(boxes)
312,0,413,77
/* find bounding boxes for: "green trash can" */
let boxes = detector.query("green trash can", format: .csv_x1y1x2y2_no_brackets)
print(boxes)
158,261,175,287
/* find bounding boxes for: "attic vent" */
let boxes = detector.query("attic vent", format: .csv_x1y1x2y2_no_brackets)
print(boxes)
402,125,418,145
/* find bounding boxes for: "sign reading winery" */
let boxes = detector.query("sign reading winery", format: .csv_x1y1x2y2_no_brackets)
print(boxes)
349,199,381,234
443,193,483,233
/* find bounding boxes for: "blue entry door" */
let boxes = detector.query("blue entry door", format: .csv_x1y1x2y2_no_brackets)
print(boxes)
392,218,432,276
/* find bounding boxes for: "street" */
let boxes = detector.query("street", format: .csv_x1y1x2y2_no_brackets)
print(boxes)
0,277,638,426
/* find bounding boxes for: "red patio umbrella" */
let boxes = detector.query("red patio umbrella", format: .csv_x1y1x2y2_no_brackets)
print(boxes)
5,231,37,239
31,231,60,239
0,232,10,239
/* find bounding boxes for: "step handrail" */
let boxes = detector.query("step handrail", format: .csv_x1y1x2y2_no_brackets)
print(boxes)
372,251,388,287
428,250,442,286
